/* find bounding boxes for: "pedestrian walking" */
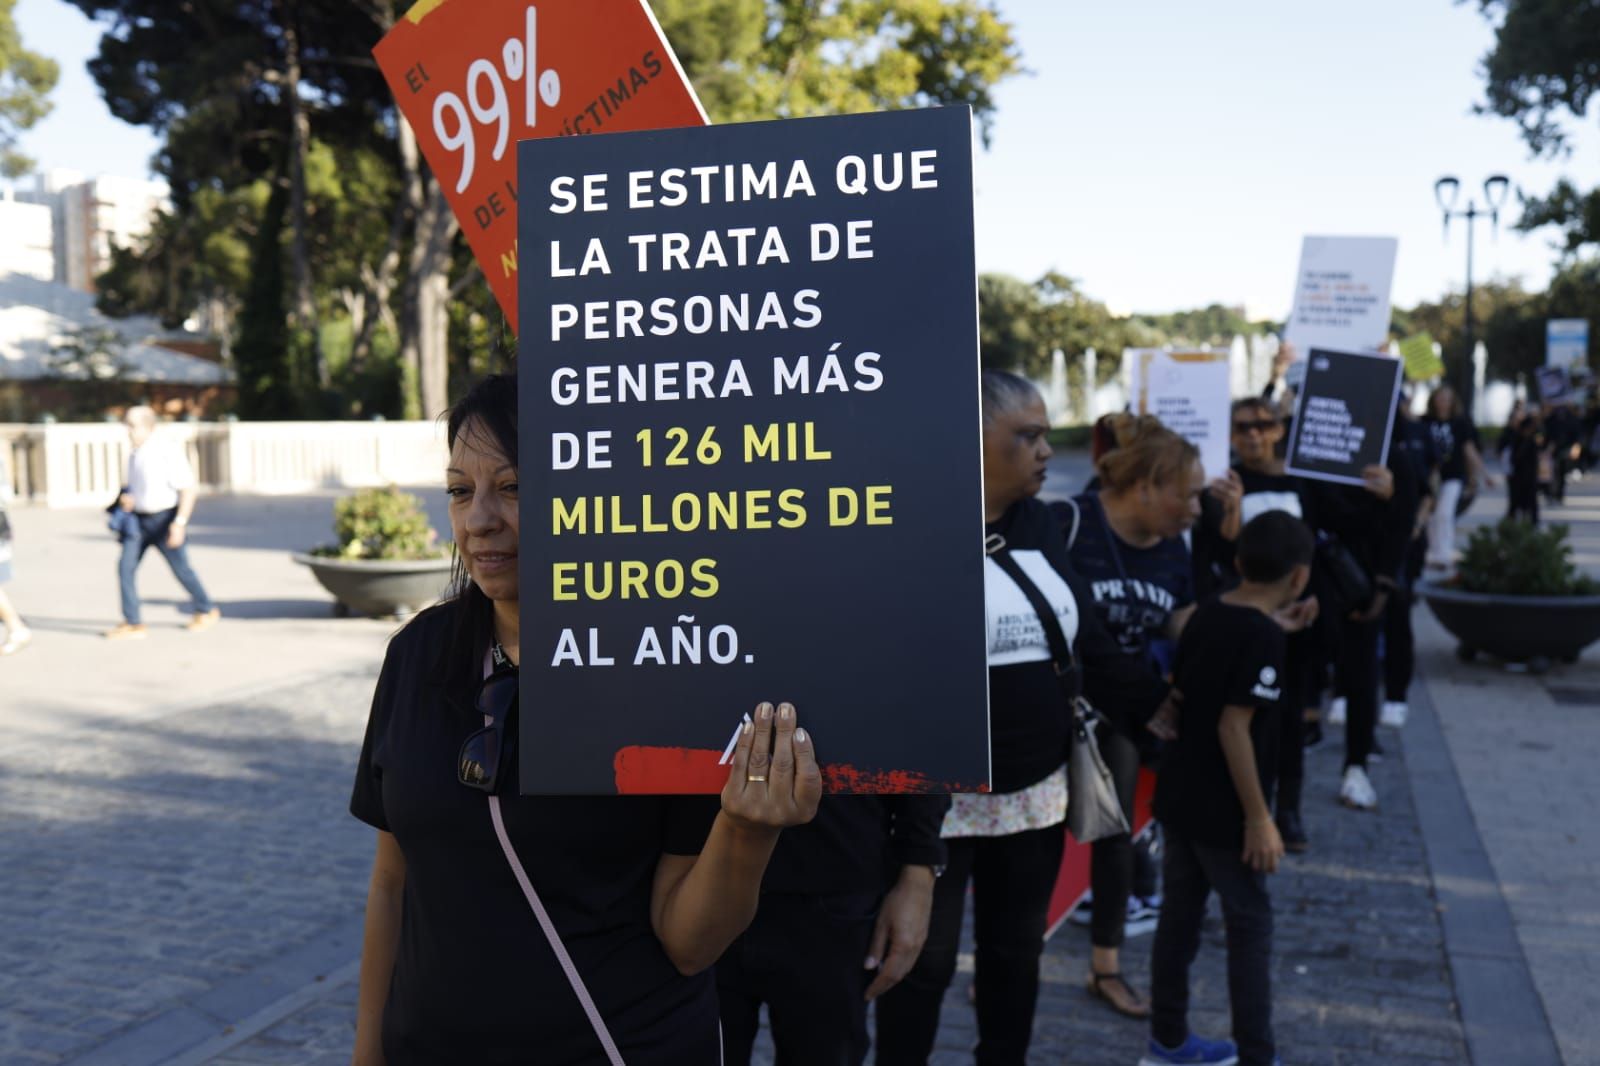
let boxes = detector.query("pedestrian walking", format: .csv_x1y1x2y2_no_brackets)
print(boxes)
1422,386,1492,570
1504,406,1545,524
0,450,31,657
107,406,220,639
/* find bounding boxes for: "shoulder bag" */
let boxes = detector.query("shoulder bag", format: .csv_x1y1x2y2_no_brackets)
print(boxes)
480,646,628,1066
985,534,1130,843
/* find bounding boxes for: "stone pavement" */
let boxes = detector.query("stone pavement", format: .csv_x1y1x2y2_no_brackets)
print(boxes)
0,463,1594,1064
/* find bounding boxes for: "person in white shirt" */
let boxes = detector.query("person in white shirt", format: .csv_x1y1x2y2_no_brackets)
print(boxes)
107,406,219,639
0,450,31,656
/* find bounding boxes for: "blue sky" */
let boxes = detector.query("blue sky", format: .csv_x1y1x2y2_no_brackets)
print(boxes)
13,0,1598,319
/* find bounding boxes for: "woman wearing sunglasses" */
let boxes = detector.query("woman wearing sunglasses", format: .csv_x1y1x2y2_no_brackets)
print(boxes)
349,375,822,1065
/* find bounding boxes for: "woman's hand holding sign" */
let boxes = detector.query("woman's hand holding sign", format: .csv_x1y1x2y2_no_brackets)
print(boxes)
722,701,823,830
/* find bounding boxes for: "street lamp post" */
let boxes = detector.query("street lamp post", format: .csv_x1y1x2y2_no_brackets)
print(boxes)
1433,174,1511,417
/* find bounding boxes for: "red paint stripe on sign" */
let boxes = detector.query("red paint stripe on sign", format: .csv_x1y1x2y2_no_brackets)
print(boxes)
612,745,989,795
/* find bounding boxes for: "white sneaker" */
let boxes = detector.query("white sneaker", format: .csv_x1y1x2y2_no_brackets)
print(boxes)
1327,697,1348,726
1339,766,1377,810
1380,701,1409,728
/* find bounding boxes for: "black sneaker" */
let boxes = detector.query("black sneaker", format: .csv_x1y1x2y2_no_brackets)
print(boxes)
1303,719,1324,750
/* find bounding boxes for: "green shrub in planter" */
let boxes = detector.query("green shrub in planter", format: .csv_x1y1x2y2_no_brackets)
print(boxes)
313,485,447,561
1453,520,1598,597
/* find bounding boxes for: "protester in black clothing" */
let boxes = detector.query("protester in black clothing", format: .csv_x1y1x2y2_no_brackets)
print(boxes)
876,372,1169,1066
1497,400,1527,465
1379,398,1438,730
1545,402,1582,504
1144,510,1315,1066
1225,398,1320,852
350,375,822,1066
718,795,949,1065
1317,417,1420,810
1582,395,1600,472
1422,385,1492,569
1505,406,1545,524
1057,415,1207,1021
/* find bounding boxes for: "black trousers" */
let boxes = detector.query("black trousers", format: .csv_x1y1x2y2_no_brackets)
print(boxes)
1273,626,1317,816
1337,614,1381,769
875,824,1065,1066
1508,475,1540,524
1382,585,1414,704
1090,726,1143,949
1150,829,1275,1066
718,892,879,1066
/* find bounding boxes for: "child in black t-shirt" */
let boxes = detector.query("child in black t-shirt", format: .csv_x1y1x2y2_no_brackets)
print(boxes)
1141,510,1315,1066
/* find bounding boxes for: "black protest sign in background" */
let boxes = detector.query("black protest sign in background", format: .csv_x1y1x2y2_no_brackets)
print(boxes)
1284,347,1403,486
517,107,989,795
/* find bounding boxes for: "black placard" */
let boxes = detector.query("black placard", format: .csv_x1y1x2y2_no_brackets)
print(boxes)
517,107,989,795
1283,348,1403,486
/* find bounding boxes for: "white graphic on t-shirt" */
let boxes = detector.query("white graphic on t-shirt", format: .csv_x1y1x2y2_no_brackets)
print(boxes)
1251,664,1281,701
985,550,1080,667
1241,491,1303,525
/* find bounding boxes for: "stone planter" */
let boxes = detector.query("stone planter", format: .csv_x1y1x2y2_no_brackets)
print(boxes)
1417,579,1600,673
292,553,453,618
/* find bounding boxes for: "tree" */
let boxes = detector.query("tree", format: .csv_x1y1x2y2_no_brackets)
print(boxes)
1472,1,1600,253
0,0,59,176
654,0,1022,142
70,0,1022,420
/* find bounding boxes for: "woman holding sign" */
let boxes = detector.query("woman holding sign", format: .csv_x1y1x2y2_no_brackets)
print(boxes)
876,371,1169,1066
349,375,822,1066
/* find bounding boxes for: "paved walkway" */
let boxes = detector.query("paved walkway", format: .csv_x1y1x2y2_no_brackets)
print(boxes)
0,466,1594,1064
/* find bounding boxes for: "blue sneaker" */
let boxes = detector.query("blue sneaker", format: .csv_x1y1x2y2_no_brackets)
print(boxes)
1138,1032,1239,1065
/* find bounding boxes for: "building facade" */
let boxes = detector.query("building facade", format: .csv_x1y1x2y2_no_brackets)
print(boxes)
9,170,167,293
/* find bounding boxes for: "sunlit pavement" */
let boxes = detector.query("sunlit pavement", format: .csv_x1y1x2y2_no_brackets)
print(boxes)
0,468,1595,1064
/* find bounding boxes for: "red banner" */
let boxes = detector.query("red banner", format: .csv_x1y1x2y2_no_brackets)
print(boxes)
1046,769,1156,937
372,0,708,331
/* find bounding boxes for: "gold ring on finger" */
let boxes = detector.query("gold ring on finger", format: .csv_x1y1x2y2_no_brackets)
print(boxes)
747,774,768,783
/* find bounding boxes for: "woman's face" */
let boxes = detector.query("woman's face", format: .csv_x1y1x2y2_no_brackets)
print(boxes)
983,396,1052,508
447,418,520,605
1230,404,1283,468
1140,458,1206,538
1429,387,1457,420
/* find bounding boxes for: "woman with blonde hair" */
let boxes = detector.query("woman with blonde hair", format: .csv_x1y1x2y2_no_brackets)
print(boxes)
1060,414,1209,1018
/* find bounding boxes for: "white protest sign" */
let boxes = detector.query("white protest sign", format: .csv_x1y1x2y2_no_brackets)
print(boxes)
1284,236,1398,356
1546,319,1588,372
1128,348,1231,479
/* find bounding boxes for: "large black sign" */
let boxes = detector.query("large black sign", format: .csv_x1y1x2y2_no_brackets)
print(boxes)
517,107,989,795
1284,348,1403,486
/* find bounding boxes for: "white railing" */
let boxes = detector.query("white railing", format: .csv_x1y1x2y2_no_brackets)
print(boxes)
0,421,448,508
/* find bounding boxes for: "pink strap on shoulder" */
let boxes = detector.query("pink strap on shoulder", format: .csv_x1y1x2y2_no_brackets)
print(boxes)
488,794,625,1065
482,647,624,1065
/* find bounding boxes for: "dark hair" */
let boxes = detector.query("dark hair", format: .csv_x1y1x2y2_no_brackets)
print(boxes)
413,373,518,689
1231,396,1277,420
1235,510,1313,584
1427,385,1458,420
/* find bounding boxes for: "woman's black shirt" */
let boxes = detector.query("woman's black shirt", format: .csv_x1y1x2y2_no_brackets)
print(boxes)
987,497,1168,790
351,600,721,1065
